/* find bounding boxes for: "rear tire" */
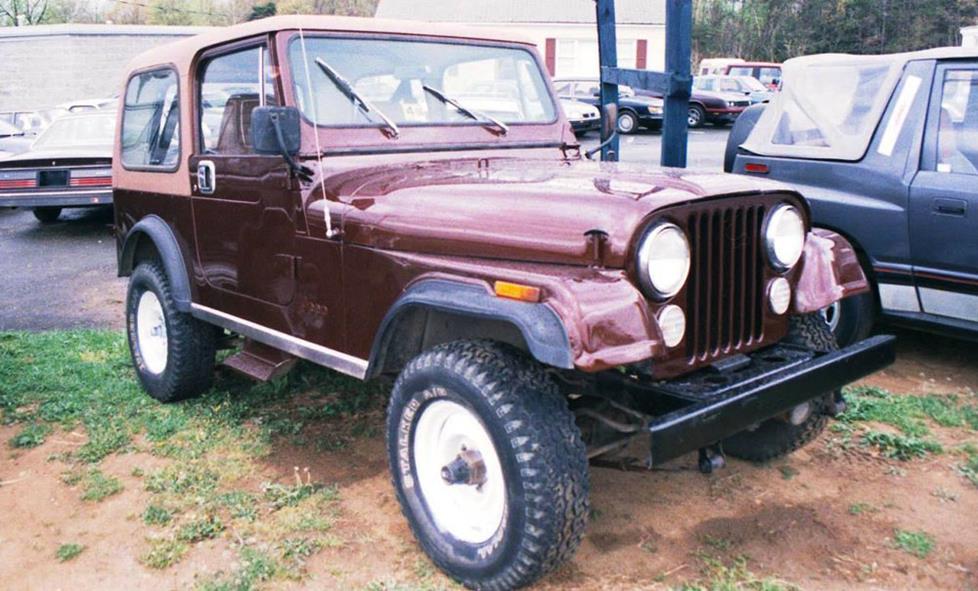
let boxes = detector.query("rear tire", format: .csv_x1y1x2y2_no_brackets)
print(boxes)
722,314,835,462
387,340,589,591
33,207,62,223
126,261,216,403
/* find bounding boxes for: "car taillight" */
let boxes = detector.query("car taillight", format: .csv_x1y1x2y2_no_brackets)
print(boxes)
69,168,112,187
69,176,112,187
0,178,37,189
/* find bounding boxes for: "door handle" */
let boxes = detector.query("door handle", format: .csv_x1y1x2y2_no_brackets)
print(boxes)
197,160,216,195
933,198,966,217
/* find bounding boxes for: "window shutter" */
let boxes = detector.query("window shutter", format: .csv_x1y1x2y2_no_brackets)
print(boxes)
636,39,648,70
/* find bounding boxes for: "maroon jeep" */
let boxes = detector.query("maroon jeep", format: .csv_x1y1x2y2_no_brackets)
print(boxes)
113,16,894,590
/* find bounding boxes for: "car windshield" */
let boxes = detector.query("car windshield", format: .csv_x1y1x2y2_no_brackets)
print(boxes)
32,114,115,150
737,77,768,92
288,36,556,127
0,120,21,136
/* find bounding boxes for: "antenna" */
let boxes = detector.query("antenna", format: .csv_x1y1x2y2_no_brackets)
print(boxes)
298,22,337,238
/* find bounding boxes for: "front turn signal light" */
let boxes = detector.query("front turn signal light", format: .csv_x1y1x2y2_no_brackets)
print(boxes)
494,281,541,303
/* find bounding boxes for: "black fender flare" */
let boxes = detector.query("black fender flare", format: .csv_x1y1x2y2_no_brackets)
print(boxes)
118,215,193,312
366,279,574,378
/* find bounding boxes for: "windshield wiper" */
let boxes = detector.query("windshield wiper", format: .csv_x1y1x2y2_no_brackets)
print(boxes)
314,57,399,139
421,84,508,136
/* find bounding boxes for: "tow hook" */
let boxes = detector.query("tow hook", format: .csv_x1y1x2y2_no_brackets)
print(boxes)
698,445,726,474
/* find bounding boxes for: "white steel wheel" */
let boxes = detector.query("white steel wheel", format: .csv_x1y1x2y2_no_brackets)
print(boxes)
136,290,168,375
413,399,506,544
819,300,841,333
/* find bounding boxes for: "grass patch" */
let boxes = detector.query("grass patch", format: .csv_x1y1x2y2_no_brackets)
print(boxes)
55,543,85,562
848,502,876,516
9,421,51,448
892,529,934,558
834,386,978,460
958,444,978,487
143,504,173,526
0,330,380,587
80,469,123,502
143,538,189,569
681,553,799,591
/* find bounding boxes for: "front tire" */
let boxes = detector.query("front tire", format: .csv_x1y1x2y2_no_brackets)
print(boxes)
387,341,589,590
687,104,706,128
616,110,639,134
722,314,835,462
33,207,62,223
126,261,216,403
820,291,875,347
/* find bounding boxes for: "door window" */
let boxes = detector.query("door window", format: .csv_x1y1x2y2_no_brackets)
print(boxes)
121,68,180,170
936,69,978,176
198,46,277,154
759,67,781,87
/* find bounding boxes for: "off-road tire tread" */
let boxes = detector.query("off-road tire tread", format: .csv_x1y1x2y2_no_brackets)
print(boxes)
723,314,835,462
387,340,589,591
128,261,215,403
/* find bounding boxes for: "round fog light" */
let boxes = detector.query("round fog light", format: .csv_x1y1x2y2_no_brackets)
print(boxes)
768,277,791,315
658,305,686,348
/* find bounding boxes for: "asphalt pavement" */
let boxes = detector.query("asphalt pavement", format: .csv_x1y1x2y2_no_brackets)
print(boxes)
0,127,730,331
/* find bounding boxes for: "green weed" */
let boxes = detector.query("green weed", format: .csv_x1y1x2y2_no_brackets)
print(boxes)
892,529,934,558
177,514,225,543
143,538,188,569
80,469,123,502
143,504,173,526
861,431,943,460
55,543,85,562
9,422,51,448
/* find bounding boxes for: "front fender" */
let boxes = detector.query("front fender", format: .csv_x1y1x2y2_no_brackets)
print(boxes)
794,228,870,314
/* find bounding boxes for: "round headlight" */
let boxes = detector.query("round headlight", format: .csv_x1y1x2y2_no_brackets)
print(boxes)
637,222,691,299
764,204,805,271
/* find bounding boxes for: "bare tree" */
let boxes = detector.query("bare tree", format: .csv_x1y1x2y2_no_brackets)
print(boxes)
0,0,49,25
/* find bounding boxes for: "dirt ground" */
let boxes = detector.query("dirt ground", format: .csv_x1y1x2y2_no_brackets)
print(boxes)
2,327,978,591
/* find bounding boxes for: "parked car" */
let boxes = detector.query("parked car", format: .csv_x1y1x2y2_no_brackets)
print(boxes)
0,111,114,223
726,47,978,346
114,16,893,590
725,61,783,90
56,97,117,113
634,83,752,129
0,108,64,136
0,119,33,156
560,98,600,136
699,57,746,76
694,75,774,104
554,78,663,133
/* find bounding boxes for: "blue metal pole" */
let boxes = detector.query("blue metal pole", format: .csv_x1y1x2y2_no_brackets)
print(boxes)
595,0,619,162
661,0,692,168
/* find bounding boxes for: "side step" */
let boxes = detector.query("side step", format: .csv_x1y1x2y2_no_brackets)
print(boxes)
221,339,297,382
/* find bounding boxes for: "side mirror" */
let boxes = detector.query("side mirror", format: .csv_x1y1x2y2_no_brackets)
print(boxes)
600,102,618,142
252,106,301,156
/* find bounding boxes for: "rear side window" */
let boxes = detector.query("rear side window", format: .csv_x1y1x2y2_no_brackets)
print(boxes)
121,69,181,170
936,69,978,176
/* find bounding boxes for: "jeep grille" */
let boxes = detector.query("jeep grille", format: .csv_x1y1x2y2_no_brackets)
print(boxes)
685,205,767,362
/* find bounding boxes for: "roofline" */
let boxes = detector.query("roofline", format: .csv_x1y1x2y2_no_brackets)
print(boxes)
0,23,213,40
125,15,539,73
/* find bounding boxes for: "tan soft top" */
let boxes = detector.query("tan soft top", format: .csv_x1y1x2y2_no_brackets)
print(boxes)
125,14,535,73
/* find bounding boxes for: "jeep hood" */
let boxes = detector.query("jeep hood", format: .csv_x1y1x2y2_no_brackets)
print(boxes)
330,158,791,268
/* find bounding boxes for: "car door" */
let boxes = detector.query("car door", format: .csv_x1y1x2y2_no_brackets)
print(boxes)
909,61,978,322
190,41,305,314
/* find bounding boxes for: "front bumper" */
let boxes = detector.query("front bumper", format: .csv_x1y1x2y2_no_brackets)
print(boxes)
0,188,112,208
570,118,600,132
646,334,895,465
705,107,746,122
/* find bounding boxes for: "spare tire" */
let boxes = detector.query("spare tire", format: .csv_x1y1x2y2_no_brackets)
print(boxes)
723,103,766,173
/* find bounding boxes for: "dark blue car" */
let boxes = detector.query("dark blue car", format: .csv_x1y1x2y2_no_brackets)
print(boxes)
553,78,663,134
727,47,978,346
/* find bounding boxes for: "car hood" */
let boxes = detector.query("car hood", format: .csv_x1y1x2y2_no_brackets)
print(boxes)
331,158,791,268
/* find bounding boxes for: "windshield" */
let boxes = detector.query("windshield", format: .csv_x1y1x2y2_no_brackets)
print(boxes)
0,120,21,136
33,114,115,150
288,36,556,127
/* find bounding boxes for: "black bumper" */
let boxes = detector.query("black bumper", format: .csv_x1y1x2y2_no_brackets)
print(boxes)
570,119,600,132
0,189,112,208
647,335,896,465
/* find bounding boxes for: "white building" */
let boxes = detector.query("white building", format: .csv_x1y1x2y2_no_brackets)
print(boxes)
374,0,666,78
963,25,978,48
